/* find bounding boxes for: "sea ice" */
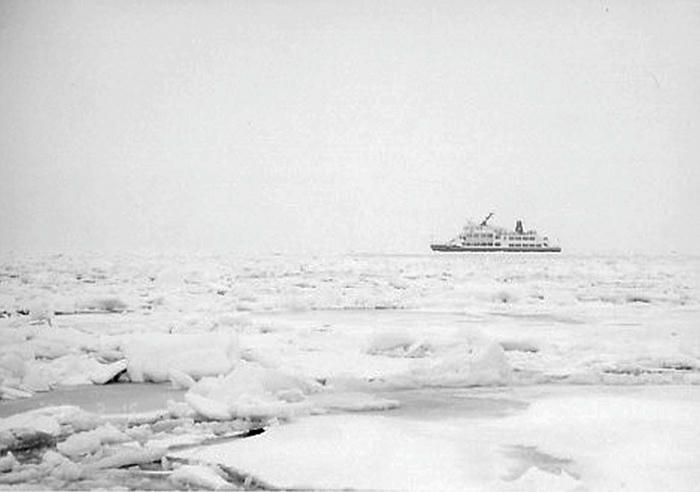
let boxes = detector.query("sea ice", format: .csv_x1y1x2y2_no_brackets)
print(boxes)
184,392,232,421
122,333,239,382
57,423,130,458
1,252,699,489
168,368,196,389
0,412,61,436
0,452,18,473
57,432,102,457
89,360,127,385
169,464,231,490
84,444,166,470
184,362,320,419
366,330,432,358
76,296,128,313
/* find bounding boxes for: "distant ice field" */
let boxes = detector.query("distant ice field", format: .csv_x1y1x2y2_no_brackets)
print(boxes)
1,253,699,389
1,253,699,490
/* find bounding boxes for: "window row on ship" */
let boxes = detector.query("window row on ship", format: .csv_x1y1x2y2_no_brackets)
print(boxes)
463,233,543,241
459,241,545,247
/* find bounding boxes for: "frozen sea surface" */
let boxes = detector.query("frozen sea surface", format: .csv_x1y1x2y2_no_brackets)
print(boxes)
0,383,185,418
1,253,699,489
177,385,700,492
2,252,697,386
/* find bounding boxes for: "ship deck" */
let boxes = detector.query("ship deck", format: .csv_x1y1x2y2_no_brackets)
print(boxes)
430,245,562,253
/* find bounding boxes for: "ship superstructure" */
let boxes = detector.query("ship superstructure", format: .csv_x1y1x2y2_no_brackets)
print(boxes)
431,213,561,252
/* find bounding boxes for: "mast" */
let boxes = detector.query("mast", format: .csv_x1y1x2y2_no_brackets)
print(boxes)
480,212,494,226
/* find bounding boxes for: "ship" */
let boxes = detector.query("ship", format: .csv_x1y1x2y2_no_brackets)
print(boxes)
431,213,561,252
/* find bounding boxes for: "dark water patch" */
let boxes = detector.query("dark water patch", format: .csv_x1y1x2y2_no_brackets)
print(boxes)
0,384,185,418
374,388,529,420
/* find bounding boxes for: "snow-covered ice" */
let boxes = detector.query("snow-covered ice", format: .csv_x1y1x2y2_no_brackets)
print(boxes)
177,385,700,492
1,252,699,489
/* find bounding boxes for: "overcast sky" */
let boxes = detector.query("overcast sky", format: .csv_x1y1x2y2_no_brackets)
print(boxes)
1,0,698,255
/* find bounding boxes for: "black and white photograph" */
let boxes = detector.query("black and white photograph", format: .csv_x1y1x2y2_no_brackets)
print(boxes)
1,0,699,490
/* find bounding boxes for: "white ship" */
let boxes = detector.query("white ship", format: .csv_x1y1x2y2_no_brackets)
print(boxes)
431,213,561,252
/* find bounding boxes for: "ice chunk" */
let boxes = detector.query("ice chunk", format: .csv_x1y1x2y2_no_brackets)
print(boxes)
276,388,305,403
0,466,42,485
185,362,319,419
85,445,166,469
0,385,33,400
185,392,232,421
41,450,83,481
367,329,432,358
169,464,231,490
443,341,512,385
0,351,27,379
57,423,130,458
0,428,55,454
28,298,54,324
104,409,169,427
499,339,540,353
366,330,414,354
28,338,73,360
56,423,131,457
0,452,18,473
167,399,196,419
57,432,102,457
22,364,53,391
39,353,106,386
0,413,61,436
123,333,239,383
397,339,512,388
0,405,99,442
92,423,130,444
169,368,196,389
89,359,127,384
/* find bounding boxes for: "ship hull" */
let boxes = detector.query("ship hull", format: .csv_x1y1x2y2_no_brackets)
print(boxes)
430,244,562,253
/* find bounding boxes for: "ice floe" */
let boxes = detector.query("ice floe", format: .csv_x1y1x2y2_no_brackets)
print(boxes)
122,333,239,383
1,252,699,489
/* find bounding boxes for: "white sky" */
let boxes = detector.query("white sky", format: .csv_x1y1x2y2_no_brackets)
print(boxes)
1,0,699,255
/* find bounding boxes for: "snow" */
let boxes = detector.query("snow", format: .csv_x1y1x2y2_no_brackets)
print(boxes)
411,338,512,387
169,465,230,490
0,452,18,473
0,408,63,436
184,392,232,421
56,432,102,457
168,368,196,389
56,424,130,457
177,386,700,492
1,252,699,489
122,333,239,383
89,360,127,385
185,362,319,419
366,330,416,354
366,329,432,358
84,444,166,470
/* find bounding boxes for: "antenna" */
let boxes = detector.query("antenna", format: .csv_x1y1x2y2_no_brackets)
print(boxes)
480,212,494,226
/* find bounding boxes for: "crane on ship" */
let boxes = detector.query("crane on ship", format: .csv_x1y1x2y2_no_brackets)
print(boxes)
480,212,494,227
